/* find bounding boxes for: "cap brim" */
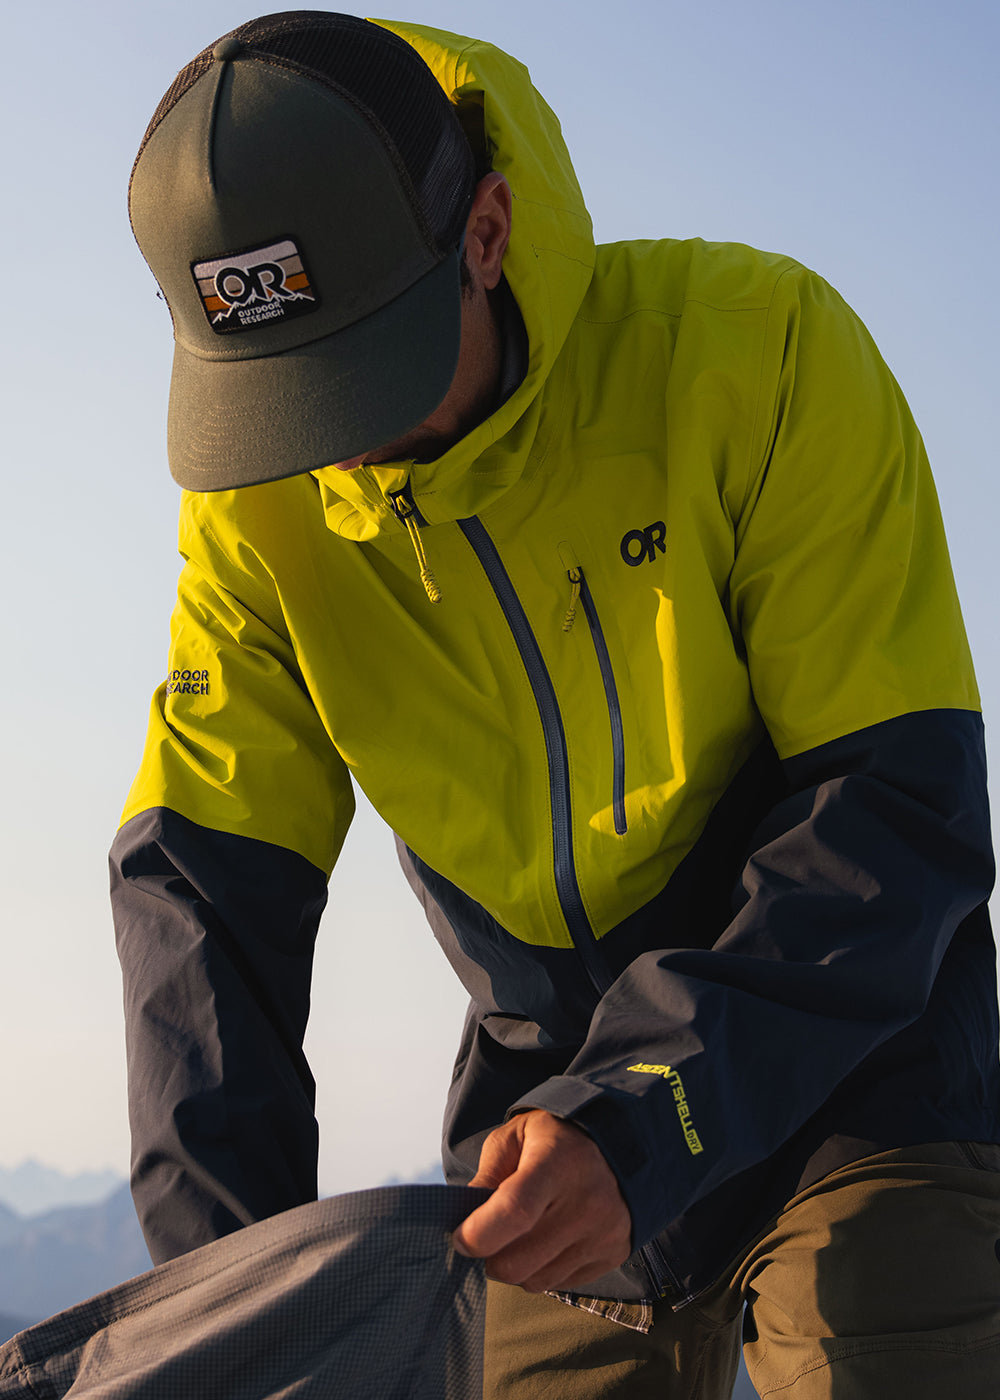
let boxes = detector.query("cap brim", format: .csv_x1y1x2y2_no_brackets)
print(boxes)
166,251,462,491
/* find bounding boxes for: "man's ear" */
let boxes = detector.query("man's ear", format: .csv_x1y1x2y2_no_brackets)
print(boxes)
463,173,512,291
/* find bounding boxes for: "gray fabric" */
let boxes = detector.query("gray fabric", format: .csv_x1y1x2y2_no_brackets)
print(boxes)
0,1185,489,1399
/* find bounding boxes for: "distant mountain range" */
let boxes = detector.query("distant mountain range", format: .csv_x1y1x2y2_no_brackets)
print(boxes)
0,1185,150,1339
0,1314,32,1348
0,1160,124,1216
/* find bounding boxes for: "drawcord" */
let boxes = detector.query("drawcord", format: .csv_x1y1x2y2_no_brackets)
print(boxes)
395,497,442,603
563,568,581,631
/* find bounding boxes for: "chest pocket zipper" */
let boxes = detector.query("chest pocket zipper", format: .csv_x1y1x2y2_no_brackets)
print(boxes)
561,553,628,836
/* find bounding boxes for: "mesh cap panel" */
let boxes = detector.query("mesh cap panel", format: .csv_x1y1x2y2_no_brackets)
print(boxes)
133,11,476,252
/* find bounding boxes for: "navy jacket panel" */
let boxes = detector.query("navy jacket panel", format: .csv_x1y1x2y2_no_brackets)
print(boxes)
112,809,328,1264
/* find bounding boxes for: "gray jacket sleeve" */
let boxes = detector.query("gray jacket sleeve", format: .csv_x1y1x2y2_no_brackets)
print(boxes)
111,806,329,1264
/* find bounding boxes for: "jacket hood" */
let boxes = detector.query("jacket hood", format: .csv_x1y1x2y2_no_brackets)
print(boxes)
311,19,595,539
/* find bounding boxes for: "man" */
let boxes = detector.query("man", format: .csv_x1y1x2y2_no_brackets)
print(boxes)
113,11,1000,1397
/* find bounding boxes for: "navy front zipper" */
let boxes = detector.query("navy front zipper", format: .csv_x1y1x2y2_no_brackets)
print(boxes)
458,517,609,995
640,1234,686,1305
459,519,689,1306
576,570,628,836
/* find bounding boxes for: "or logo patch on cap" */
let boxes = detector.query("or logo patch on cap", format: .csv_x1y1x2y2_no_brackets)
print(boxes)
192,237,319,334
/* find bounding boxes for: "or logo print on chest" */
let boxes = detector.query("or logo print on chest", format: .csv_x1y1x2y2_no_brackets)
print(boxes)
620,521,666,566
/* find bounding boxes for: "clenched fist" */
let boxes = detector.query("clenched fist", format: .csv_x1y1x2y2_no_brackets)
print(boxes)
453,1109,632,1292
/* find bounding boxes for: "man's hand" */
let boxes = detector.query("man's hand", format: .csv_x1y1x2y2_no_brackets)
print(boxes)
452,1109,632,1292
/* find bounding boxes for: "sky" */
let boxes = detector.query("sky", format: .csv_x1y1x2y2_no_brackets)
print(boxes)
1,0,997,1197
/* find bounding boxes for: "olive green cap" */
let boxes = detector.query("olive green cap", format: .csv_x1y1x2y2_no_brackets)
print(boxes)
129,13,475,490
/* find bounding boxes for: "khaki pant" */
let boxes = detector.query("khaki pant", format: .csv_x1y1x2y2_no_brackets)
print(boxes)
483,1142,1000,1399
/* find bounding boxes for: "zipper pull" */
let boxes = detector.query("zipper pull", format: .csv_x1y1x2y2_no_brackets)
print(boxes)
563,567,582,632
389,485,442,604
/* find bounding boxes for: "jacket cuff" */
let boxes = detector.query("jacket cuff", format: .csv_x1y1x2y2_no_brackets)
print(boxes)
507,1075,663,1248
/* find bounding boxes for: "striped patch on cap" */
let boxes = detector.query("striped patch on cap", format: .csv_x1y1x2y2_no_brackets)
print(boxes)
192,237,319,334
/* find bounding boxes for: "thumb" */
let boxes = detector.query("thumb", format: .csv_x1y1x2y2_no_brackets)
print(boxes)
467,1117,526,1190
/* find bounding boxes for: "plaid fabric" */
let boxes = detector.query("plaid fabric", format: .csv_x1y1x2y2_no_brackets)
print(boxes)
546,1291,654,1334
0,1185,489,1399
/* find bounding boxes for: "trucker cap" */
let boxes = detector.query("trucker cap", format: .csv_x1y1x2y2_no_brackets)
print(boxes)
129,11,477,490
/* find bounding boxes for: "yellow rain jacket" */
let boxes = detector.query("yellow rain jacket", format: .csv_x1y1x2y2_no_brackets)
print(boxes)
113,21,998,1300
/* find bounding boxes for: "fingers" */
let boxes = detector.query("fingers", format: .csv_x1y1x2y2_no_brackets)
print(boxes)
475,1168,630,1290
502,1241,621,1295
452,1110,633,1292
475,1217,621,1293
456,1118,545,1260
